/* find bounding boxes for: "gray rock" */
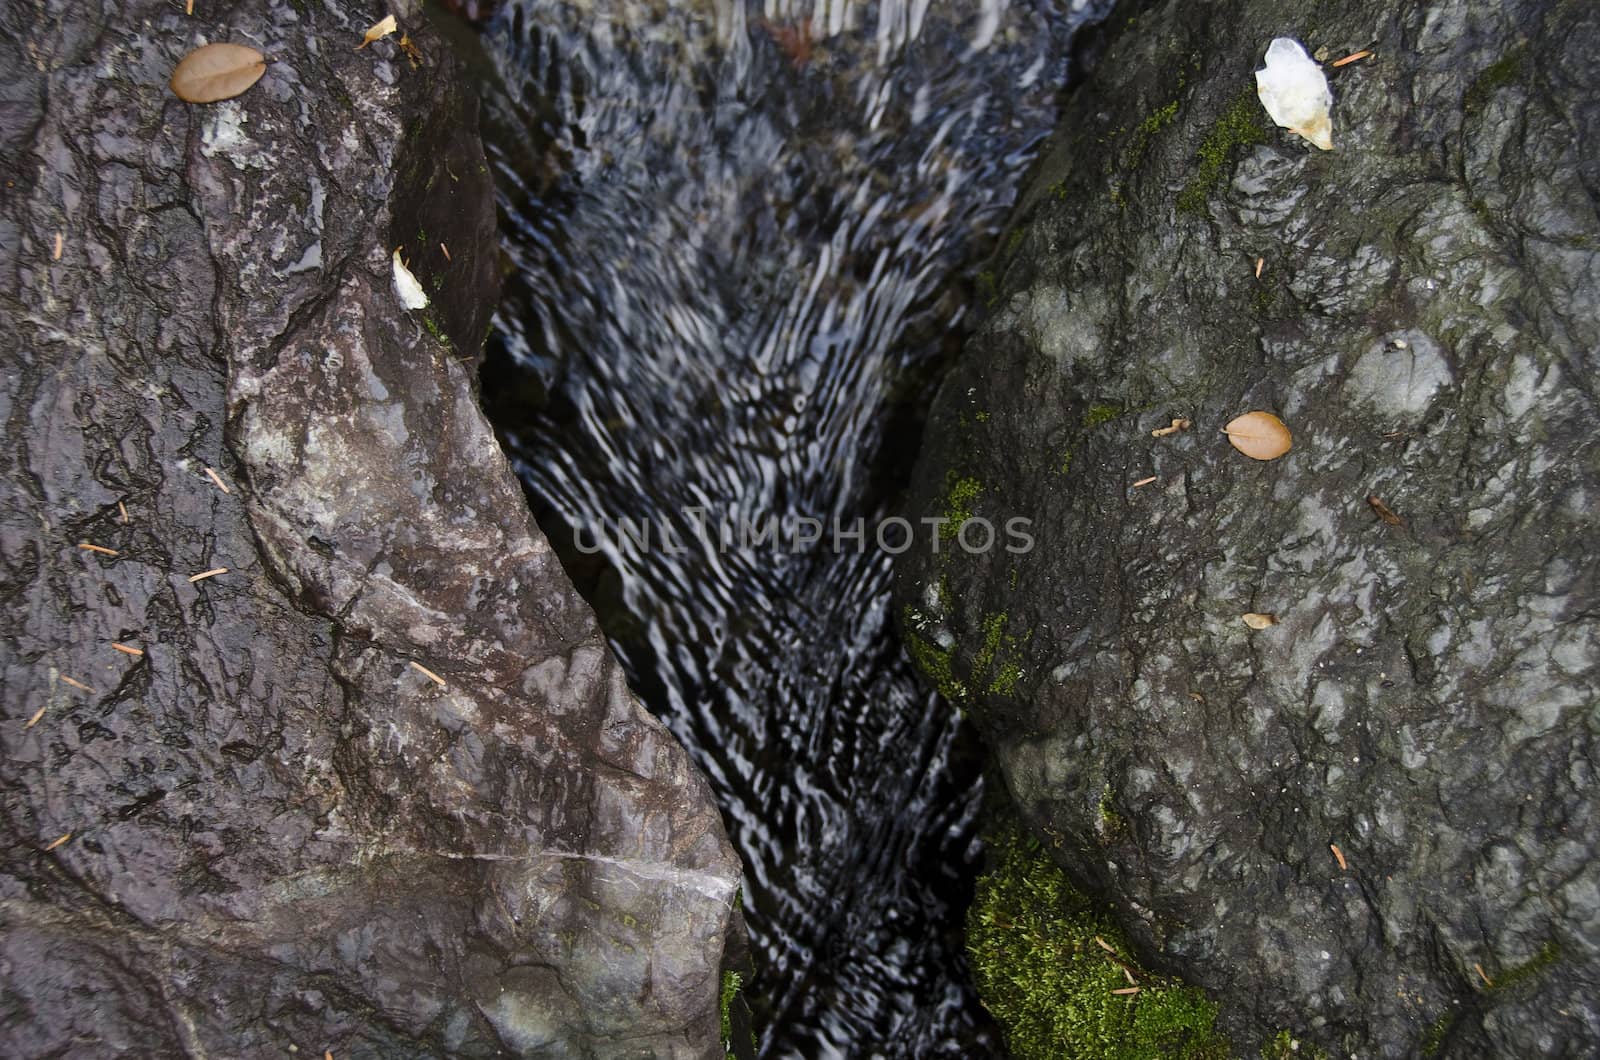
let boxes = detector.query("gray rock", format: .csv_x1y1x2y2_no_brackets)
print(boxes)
0,1,739,1057
896,0,1600,1055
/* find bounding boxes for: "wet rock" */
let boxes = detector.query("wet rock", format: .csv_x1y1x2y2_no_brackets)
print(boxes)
0,1,739,1057
896,0,1600,1055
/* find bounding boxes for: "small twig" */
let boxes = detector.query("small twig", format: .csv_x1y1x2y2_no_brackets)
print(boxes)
1111,987,1140,996
1254,256,1264,279
118,501,130,523
60,676,96,693
79,542,119,556
439,242,452,262
1474,962,1494,988
204,466,231,494
53,232,64,260
1131,476,1157,488
1332,50,1372,67
1330,843,1348,871
410,661,446,687
1150,418,1190,438
26,706,46,728
112,643,144,657
188,567,228,583
44,832,73,852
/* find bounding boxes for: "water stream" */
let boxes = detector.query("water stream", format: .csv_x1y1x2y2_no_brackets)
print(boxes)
476,0,1105,1052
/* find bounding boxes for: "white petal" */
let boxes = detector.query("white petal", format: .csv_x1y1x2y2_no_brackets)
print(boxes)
1255,37,1334,150
392,249,429,310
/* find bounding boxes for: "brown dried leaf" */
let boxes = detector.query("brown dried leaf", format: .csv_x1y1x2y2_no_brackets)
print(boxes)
170,43,266,103
397,33,424,68
1242,612,1278,630
1223,411,1292,460
1367,494,1404,526
357,14,397,50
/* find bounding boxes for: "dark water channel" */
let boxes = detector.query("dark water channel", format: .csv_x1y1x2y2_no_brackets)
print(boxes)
475,0,1106,1052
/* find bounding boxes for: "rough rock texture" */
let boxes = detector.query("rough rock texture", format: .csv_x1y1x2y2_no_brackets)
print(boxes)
0,1,739,1057
896,0,1600,1055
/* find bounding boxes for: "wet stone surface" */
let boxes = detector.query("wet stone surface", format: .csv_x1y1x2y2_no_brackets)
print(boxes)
0,1,738,1056
896,0,1600,1055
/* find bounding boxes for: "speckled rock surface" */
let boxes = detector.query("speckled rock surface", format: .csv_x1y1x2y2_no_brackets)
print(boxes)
0,1,739,1056
895,0,1600,1055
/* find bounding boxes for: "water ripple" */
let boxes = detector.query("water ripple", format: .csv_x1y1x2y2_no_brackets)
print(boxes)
479,0,1107,1052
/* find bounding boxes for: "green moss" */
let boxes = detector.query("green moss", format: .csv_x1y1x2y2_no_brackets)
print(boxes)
972,612,1028,696
967,820,1231,1059
904,606,1026,701
1176,91,1267,215
1058,449,1074,475
1139,100,1181,136
975,410,991,423
945,473,983,527
977,269,1001,307
1099,785,1127,841
1004,227,1027,258
1262,1029,1328,1059
1251,283,1277,316
990,660,1023,696
973,612,1007,675
719,970,743,1057
905,620,968,704
1464,50,1524,114
1421,1010,1454,1056
1490,940,1561,991
1109,97,1183,208
1084,403,1124,429
420,310,453,350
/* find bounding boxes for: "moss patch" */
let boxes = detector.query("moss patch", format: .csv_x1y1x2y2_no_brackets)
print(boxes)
421,309,454,351
945,473,984,528
905,621,968,704
1176,90,1267,215
1463,49,1525,114
1084,403,1124,429
1098,785,1127,842
903,606,1026,703
1490,939,1561,992
977,269,1001,307
1262,1029,1328,1059
973,611,1027,695
1420,1009,1454,1056
1109,97,1183,208
719,969,746,1059
968,820,1230,1059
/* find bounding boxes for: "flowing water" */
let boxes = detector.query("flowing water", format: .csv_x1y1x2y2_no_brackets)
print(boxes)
476,0,1105,1052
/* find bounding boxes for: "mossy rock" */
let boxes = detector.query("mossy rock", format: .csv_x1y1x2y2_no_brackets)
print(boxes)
967,820,1230,1059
